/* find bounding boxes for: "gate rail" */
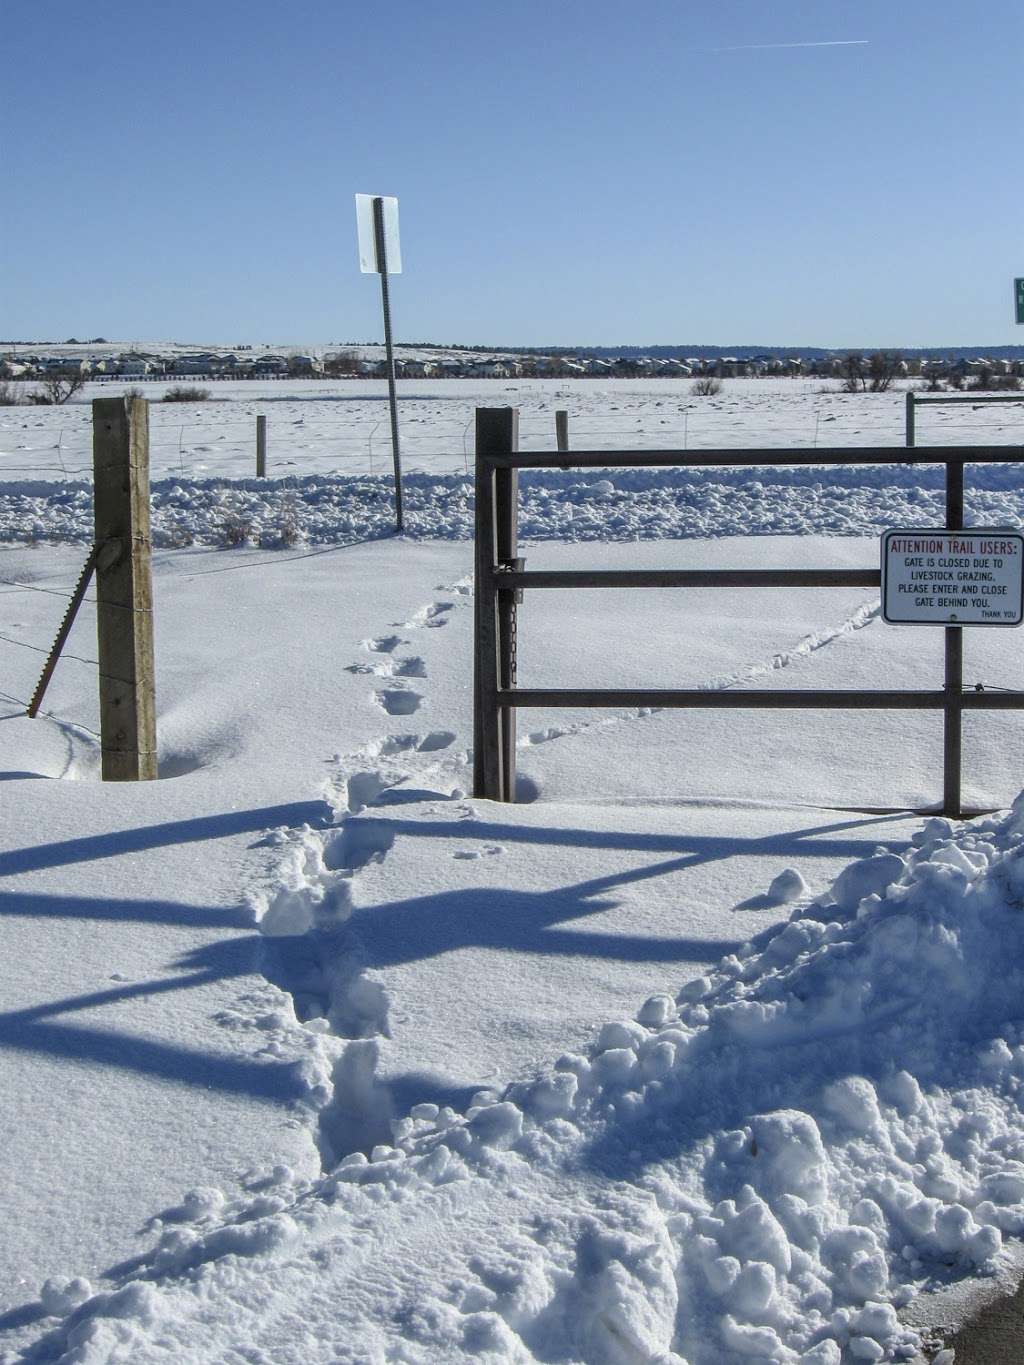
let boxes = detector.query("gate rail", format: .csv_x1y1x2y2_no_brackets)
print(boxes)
472,406,1024,814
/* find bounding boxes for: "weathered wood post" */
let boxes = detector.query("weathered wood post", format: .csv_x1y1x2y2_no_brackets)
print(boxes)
256,414,267,476
555,409,569,452
93,396,157,781
473,407,518,800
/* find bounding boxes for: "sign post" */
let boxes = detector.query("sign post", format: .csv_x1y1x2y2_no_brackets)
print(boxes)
1015,277,1024,326
356,193,404,531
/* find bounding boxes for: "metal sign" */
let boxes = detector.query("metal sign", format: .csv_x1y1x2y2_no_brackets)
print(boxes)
1016,277,1024,325
881,529,1024,626
355,194,401,274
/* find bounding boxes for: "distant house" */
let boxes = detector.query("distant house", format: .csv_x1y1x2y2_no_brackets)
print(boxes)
288,354,324,376
253,355,288,375
117,357,150,375
396,359,427,377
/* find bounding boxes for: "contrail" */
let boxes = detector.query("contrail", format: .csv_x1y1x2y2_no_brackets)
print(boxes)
709,39,869,52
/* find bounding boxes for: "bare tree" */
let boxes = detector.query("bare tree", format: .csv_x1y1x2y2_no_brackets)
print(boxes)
868,351,903,393
690,375,722,396
28,372,87,405
840,353,867,392
324,350,362,377
840,351,902,393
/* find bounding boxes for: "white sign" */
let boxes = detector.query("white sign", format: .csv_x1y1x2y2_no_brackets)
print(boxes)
881,529,1024,626
355,194,402,275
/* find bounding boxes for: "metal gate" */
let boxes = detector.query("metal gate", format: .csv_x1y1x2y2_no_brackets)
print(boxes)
472,406,1024,814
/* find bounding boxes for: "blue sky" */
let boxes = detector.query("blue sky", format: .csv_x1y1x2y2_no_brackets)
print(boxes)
3,0,1021,347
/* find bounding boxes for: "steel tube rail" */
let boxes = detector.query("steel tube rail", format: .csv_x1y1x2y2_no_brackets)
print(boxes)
910,395,1024,405
496,688,1024,710
483,444,1022,470
501,569,881,590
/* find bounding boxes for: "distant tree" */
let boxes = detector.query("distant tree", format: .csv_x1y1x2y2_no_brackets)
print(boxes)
868,350,903,393
324,350,361,377
921,363,945,392
970,367,1021,392
691,375,722,396
840,353,867,392
28,372,86,405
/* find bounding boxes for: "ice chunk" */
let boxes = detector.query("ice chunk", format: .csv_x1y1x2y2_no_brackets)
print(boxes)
40,1277,93,1316
829,852,905,913
768,867,808,904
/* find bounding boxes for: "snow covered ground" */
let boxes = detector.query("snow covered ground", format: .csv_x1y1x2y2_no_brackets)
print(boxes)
2,384,1024,1363
2,377,1022,485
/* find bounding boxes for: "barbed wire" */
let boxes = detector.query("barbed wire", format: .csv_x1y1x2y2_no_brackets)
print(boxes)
0,629,141,688
0,685,100,738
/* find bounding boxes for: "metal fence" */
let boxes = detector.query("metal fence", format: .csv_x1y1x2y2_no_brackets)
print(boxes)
472,406,1024,815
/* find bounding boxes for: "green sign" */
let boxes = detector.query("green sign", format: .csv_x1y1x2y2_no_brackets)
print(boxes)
1017,277,1024,325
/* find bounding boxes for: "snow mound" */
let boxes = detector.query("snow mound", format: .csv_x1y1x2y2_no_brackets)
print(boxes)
4,464,1024,547
31,796,1024,1363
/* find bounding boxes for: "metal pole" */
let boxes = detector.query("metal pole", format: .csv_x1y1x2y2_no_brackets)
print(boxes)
474,409,510,799
373,196,403,532
905,392,915,448
256,414,267,477
494,419,520,801
944,459,964,817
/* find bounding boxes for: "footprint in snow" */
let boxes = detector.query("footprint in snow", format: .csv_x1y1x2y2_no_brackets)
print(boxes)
373,689,422,716
403,602,454,629
363,635,405,654
346,655,426,679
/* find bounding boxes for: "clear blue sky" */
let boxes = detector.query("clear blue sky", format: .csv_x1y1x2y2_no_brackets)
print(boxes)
3,0,1021,348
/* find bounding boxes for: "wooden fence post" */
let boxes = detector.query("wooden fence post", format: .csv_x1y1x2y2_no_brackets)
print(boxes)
905,392,915,448
474,407,518,800
93,396,157,781
555,410,569,452
256,414,267,476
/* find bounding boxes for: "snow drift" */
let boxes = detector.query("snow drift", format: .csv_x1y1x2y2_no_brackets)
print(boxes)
27,793,1024,1363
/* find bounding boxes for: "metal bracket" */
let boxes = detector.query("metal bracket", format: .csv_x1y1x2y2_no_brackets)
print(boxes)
496,556,526,603
27,543,101,718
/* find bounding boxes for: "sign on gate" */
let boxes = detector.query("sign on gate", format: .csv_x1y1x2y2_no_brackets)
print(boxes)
881,529,1024,626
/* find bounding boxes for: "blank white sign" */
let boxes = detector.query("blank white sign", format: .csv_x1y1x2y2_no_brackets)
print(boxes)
355,194,402,274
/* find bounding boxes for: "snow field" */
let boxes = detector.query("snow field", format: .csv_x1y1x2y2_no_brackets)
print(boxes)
1,375,1021,484
3,377,1024,1360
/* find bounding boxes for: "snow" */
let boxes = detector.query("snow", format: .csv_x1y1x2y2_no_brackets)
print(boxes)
3,381,1024,1363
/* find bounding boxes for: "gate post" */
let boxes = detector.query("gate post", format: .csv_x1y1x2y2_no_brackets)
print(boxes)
93,396,157,781
474,408,518,800
943,458,964,817
905,392,916,448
